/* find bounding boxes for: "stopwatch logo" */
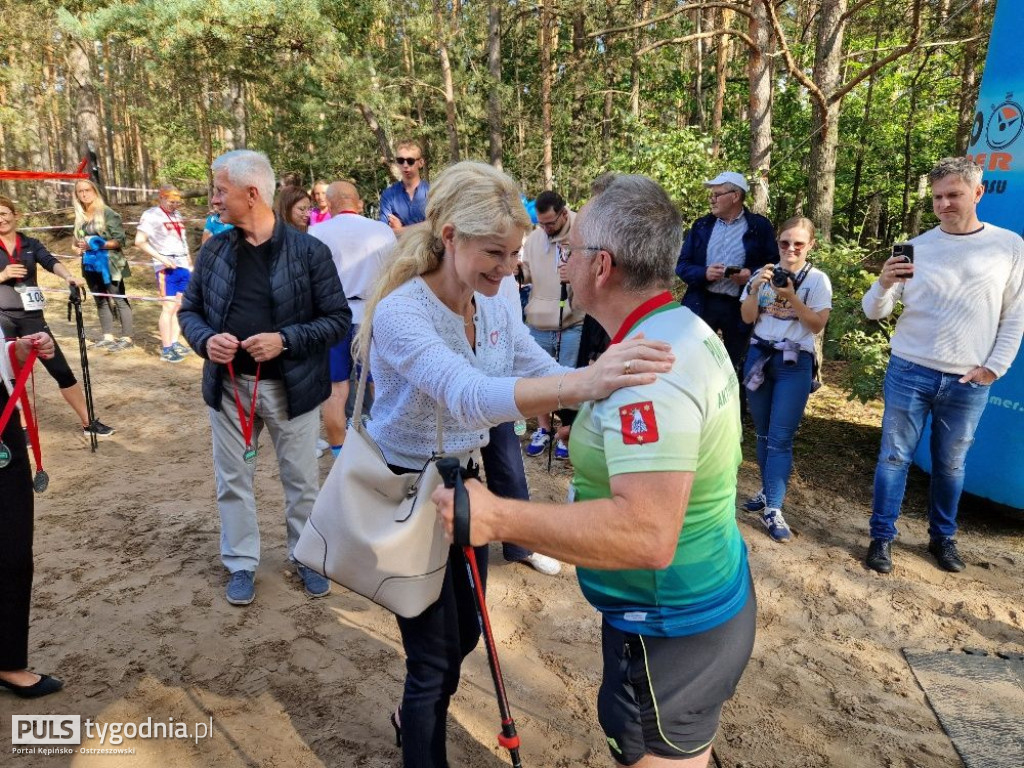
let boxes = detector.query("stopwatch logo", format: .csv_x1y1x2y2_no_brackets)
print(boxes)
985,100,1022,150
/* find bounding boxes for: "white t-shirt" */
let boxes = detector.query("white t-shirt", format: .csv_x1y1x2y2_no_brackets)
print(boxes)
309,213,396,326
741,265,832,353
862,224,1024,377
137,206,190,270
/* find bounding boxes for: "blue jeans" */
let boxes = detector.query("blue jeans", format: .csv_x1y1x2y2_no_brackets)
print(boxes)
481,421,533,562
396,545,488,768
870,356,991,541
744,348,813,510
529,324,582,368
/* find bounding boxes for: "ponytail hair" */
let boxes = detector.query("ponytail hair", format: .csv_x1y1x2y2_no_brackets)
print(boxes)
354,160,531,360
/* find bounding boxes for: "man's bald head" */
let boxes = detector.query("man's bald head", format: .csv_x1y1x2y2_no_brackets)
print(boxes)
326,181,362,215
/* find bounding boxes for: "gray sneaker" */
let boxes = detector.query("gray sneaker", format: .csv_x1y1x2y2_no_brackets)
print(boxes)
91,338,116,350
171,341,192,356
108,338,134,352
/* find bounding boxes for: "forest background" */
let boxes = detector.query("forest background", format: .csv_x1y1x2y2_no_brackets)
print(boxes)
0,0,995,397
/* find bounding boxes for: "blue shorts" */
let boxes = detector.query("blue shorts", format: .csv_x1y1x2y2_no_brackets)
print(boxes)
159,267,191,298
329,324,370,383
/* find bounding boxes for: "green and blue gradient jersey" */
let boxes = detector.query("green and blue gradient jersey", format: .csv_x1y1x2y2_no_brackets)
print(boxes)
570,293,749,637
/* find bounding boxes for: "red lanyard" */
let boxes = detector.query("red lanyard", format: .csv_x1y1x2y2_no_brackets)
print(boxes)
162,207,185,242
1,343,47,489
227,361,260,464
0,234,21,264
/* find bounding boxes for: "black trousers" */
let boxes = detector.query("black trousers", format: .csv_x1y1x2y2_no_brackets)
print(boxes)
699,292,752,369
396,544,488,768
0,385,34,671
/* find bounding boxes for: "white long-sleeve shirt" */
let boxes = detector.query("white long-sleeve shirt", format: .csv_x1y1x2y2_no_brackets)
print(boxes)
367,277,566,469
862,223,1024,377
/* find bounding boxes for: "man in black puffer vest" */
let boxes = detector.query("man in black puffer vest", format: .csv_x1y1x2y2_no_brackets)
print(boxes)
180,150,350,607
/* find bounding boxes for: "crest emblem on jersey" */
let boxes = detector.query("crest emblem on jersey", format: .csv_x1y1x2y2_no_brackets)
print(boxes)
619,401,659,444
490,330,499,346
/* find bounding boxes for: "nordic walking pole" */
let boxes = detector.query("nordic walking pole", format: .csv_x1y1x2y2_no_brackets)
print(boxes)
548,278,568,473
67,285,97,452
437,457,523,768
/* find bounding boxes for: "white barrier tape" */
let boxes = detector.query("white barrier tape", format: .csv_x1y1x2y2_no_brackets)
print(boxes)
43,179,165,193
36,285,174,303
54,253,165,268
20,218,205,232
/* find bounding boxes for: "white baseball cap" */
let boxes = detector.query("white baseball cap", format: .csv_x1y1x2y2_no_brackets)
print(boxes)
704,171,749,192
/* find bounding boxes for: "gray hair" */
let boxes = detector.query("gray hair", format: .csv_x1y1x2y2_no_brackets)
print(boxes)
577,174,683,293
928,157,983,187
211,150,276,205
590,172,620,196
722,182,746,202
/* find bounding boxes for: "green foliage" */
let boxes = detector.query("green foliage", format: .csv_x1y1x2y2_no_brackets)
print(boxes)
811,238,898,403
608,125,733,224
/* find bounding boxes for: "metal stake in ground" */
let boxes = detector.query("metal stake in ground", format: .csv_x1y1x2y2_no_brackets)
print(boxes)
437,457,523,768
67,285,97,452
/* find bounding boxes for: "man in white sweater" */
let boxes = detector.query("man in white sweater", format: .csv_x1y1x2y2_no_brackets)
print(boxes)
862,157,1024,574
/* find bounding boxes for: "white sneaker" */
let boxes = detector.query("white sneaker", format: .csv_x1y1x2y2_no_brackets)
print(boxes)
521,552,562,576
316,438,329,451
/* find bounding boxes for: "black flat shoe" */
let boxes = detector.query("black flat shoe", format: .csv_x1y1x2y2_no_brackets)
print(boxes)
0,674,64,699
390,708,402,748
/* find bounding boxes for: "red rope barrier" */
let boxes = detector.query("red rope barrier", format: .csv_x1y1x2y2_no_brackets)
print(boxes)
0,170,90,182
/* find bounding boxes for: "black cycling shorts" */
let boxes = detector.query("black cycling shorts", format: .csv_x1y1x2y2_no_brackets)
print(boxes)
598,584,757,765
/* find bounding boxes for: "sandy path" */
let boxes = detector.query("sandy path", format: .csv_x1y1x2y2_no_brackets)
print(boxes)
1,269,1021,767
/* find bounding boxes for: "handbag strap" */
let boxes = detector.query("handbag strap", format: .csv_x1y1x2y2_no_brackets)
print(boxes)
354,320,445,456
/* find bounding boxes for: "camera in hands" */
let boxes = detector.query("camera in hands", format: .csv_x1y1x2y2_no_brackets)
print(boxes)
771,267,795,288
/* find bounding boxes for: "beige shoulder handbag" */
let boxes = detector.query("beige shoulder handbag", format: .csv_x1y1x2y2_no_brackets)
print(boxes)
294,332,450,618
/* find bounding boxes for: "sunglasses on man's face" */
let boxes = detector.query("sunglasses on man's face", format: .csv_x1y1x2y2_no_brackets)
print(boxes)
396,157,419,166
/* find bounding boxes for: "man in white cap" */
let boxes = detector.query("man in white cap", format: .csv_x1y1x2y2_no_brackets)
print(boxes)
676,171,778,371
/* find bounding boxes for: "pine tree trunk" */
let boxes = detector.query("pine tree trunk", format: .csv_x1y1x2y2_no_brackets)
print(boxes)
67,37,103,179
806,0,847,241
747,0,772,214
432,0,460,162
711,9,733,158
487,2,503,169
539,0,554,189
954,0,982,154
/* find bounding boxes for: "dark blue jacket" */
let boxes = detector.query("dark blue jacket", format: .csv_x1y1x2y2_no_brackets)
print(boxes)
676,209,778,316
179,218,351,419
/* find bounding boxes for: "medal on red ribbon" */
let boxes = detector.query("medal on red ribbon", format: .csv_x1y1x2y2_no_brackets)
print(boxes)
619,401,659,445
1,342,47,490
227,361,260,465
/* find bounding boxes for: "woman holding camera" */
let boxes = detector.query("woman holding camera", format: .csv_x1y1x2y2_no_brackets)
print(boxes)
739,216,832,543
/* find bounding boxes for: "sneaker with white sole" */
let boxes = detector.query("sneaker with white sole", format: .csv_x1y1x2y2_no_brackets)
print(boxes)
520,552,562,576
316,438,330,451
525,428,550,457
91,338,116,350
554,440,569,460
160,347,185,364
83,419,115,438
226,570,256,605
742,490,767,513
760,508,792,543
108,338,134,352
171,341,192,356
